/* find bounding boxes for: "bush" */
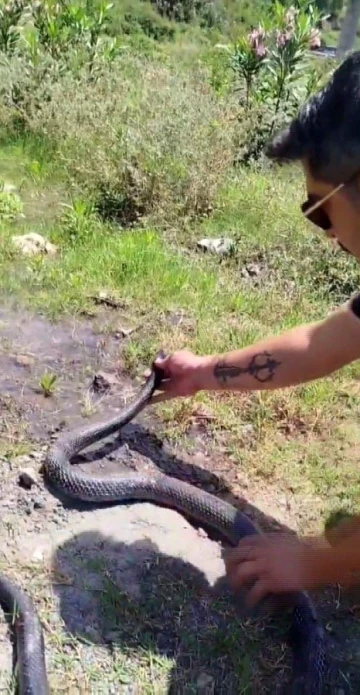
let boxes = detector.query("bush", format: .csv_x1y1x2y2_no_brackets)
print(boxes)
151,0,264,30
0,186,22,219
226,2,335,164
0,0,26,54
109,0,176,41
20,54,237,224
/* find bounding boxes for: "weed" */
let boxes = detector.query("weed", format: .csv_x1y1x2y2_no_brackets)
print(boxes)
59,198,99,245
39,371,57,397
0,184,22,220
80,390,100,417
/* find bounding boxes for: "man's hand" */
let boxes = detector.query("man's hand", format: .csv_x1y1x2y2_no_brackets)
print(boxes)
223,533,327,607
152,350,209,402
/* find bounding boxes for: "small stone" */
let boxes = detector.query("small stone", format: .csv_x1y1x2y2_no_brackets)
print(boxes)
3,183,17,194
93,291,122,308
196,672,214,692
11,232,57,257
32,547,45,561
105,630,119,644
245,262,261,276
18,467,38,490
28,451,43,460
118,325,136,337
92,371,119,393
14,354,35,367
33,498,46,510
84,625,100,642
240,424,255,439
197,237,235,256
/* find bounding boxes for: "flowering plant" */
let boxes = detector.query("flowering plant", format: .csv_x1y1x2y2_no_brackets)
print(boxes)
231,2,323,116
230,25,268,107
229,2,326,164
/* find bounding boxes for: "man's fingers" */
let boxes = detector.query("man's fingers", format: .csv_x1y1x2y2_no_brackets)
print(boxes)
227,559,261,589
223,546,255,569
224,537,264,567
246,578,270,608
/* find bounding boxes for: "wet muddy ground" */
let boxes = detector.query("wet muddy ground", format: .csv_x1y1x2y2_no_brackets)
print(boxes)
0,304,359,693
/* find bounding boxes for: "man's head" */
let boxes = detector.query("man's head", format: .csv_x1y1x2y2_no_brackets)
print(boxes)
265,51,360,259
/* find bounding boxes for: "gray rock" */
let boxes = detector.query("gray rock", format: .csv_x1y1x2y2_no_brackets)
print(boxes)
33,498,46,510
245,262,261,276
18,467,38,490
196,672,214,692
92,371,119,393
14,354,35,367
11,232,57,257
28,451,43,461
2,183,17,194
84,625,100,642
197,237,235,256
240,424,256,439
105,630,119,644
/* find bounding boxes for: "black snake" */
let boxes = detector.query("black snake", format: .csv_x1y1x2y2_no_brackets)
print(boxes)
0,360,327,693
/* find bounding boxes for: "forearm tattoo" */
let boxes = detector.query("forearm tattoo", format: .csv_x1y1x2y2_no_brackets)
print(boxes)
214,351,281,385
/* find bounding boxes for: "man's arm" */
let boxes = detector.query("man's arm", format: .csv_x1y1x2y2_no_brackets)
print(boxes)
195,300,360,393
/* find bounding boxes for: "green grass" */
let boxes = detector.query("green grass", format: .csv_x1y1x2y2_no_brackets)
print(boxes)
1,138,360,535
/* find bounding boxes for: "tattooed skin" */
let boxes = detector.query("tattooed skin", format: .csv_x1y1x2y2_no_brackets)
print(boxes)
213,351,281,385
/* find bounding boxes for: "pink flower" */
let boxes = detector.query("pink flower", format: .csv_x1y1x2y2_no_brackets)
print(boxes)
248,28,266,48
309,28,321,50
248,27,267,59
275,29,293,48
255,43,267,58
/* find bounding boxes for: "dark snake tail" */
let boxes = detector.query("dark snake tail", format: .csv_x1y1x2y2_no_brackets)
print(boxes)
0,575,49,694
2,355,328,693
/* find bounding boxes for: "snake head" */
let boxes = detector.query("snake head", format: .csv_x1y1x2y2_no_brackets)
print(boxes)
152,349,168,389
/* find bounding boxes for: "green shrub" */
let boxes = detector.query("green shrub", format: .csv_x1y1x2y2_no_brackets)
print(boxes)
151,0,264,30
0,186,22,219
109,0,176,40
0,0,25,54
226,2,335,164
57,198,102,245
21,54,237,225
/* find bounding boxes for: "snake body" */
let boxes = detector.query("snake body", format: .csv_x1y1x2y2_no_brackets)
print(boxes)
0,574,49,694
1,364,327,693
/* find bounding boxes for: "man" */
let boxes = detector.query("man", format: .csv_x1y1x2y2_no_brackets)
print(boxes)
152,51,360,606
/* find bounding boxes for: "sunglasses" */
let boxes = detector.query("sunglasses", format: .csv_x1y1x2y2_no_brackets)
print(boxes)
301,180,346,231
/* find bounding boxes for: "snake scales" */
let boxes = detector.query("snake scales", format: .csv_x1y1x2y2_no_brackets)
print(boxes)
0,360,327,694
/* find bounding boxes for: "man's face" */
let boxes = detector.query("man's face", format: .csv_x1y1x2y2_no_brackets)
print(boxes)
303,164,360,261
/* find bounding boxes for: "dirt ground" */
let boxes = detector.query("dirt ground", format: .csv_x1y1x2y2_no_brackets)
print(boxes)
0,304,360,694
